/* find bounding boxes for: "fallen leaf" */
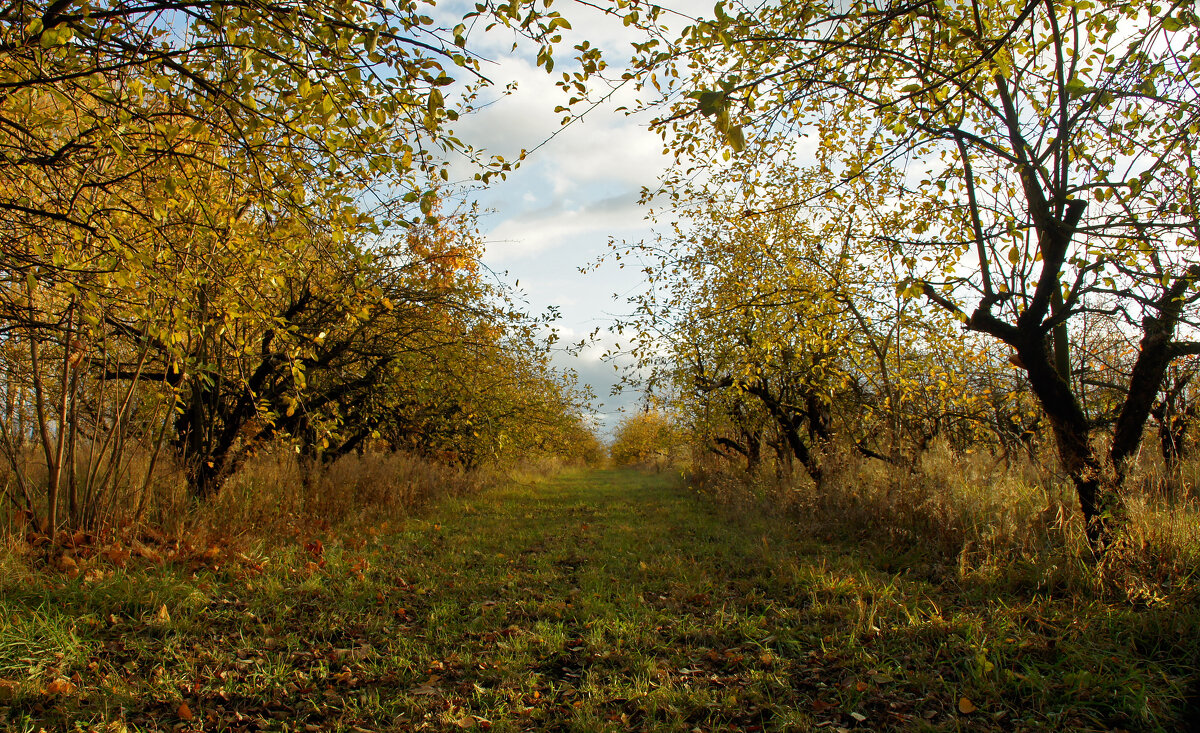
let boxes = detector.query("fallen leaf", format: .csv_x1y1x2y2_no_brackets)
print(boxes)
178,702,194,720
958,697,978,714
0,679,17,701
413,675,441,695
56,554,78,573
103,546,130,567
850,711,867,722
155,604,171,623
44,678,76,696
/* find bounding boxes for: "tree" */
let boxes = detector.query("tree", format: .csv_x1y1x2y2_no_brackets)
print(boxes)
0,0,580,532
610,409,680,467
607,147,1002,483
613,0,1200,552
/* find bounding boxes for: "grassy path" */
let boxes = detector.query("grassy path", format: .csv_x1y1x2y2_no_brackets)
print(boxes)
2,469,1197,731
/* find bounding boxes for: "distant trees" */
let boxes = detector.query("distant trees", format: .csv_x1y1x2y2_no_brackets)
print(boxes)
609,409,681,467
611,162,1003,483
603,0,1200,551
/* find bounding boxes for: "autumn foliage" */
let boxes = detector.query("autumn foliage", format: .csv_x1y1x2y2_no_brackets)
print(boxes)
0,0,596,538
609,410,682,468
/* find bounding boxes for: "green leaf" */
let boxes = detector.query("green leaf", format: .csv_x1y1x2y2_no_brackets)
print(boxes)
697,90,725,117
427,88,444,117
725,124,745,152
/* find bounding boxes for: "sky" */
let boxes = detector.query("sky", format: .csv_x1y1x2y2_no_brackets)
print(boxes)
436,1,706,434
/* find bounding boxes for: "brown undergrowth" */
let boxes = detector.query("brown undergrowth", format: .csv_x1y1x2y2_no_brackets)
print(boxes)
687,440,1200,602
0,449,489,583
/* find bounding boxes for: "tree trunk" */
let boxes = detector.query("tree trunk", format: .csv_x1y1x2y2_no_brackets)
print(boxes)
1015,336,1119,553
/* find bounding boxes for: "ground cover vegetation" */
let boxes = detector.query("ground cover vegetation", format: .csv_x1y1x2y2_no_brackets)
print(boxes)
3,470,1198,731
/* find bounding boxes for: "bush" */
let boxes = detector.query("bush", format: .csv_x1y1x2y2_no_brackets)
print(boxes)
609,411,683,468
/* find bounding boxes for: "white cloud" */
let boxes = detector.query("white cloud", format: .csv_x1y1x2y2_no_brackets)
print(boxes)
429,0,722,430
482,192,647,263
448,54,669,195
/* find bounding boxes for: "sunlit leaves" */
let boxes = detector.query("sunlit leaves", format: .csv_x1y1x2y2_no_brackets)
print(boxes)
605,0,1200,536
0,0,595,507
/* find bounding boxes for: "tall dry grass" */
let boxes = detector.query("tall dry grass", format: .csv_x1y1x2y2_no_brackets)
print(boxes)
203,448,483,538
1,445,487,551
0,442,184,532
689,438,1200,598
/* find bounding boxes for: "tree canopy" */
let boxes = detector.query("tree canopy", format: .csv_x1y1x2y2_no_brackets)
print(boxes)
0,0,596,533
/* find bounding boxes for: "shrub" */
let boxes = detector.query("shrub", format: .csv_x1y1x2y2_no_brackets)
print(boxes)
609,411,684,468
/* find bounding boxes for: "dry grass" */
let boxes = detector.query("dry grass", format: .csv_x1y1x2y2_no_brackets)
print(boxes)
176,449,489,545
508,454,602,480
689,439,1200,599
0,441,195,531
0,445,488,562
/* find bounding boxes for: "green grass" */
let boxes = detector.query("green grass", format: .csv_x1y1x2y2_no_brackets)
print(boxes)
1,469,1198,731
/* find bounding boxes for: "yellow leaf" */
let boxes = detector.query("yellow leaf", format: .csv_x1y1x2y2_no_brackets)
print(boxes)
958,697,977,714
